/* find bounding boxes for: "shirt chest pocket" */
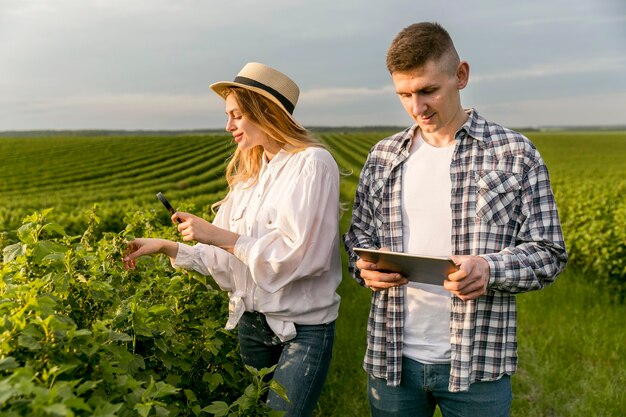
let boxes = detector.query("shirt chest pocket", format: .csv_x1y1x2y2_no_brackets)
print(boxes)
230,205,278,236
230,205,247,233
475,170,522,225
257,205,278,231
369,179,386,229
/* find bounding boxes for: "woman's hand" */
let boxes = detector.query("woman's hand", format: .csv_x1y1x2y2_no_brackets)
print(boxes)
174,212,240,253
123,238,178,270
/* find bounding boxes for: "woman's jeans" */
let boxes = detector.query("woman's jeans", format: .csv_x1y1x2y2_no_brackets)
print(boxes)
237,311,336,417
368,356,512,417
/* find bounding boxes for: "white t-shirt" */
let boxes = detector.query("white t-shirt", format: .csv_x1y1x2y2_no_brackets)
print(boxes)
174,147,342,342
401,132,455,363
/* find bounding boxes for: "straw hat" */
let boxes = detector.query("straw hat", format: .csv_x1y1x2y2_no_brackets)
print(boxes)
210,62,302,126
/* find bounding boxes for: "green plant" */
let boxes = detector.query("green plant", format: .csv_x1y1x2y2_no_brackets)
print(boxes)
1,208,285,416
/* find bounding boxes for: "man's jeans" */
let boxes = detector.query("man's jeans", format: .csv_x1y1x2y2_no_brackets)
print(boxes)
237,311,335,417
368,356,512,417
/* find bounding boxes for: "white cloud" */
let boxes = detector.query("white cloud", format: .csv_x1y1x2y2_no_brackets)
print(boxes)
1,0,625,129
471,56,626,83
512,14,626,26
478,91,626,128
302,86,394,104
0,93,221,130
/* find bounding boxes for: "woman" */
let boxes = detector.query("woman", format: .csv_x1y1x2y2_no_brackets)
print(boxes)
123,62,342,416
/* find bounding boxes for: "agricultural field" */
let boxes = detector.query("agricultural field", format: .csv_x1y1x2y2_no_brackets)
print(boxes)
1,130,625,416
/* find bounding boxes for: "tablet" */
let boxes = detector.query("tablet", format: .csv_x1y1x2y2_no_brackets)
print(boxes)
353,247,459,286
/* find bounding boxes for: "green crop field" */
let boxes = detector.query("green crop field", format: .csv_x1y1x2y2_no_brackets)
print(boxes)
1,130,625,416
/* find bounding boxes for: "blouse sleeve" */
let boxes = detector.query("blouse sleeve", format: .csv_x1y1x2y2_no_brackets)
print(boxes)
173,242,235,292
233,151,340,294
171,195,238,292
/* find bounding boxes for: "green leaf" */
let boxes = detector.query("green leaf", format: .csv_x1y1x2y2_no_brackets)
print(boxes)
154,337,168,353
244,364,260,377
32,240,67,263
183,388,197,403
92,402,124,417
243,384,256,399
43,403,69,416
41,208,54,217
153,381,178,399
202,372,223,391
17,334,42,350
148,305,170,315
0,356,19,371
0,380,15,403
76,379,102,395
107,331,133,342
42,222,67,237
3,243,26,263
17,222,38,244
201,401,230,416
64,397,92,412
48,363,78,378
135,403,153,417
269,379,289,402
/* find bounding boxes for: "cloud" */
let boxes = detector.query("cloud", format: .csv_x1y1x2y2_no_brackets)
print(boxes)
0,93,221,130
471,56,626,83
1,0,625,129
301,86,395,104
478,91,626,127
512,14,626,26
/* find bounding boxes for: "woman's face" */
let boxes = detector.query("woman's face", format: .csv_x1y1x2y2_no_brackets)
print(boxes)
225,94,279,159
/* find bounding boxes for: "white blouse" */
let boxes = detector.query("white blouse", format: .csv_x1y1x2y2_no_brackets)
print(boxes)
174,146,342,341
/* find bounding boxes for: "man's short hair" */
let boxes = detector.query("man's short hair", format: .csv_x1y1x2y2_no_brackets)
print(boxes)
386,22,459,75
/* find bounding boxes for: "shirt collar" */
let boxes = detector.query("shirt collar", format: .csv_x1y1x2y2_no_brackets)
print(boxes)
261,148,292,180
402,108,482,151
456,108,489,144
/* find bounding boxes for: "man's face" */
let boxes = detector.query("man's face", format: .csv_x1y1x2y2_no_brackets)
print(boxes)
391,58,468,142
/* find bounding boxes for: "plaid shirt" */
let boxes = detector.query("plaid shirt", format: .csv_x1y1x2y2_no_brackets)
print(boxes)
343,109,568,392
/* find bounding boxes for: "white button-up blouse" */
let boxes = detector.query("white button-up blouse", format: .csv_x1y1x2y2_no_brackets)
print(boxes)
174,146,342,341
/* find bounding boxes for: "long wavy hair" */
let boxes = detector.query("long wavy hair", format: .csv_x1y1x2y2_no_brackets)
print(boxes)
212,87,323,211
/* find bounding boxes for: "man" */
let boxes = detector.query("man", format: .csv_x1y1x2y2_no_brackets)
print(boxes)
343,22,567,416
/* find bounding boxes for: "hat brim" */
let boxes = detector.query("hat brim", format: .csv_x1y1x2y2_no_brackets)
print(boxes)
210,81,303,128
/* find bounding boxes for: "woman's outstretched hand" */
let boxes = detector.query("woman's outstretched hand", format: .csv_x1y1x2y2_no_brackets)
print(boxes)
123,238,178,270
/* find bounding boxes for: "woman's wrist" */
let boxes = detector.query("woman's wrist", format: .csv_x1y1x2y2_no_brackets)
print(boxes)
158,239,179,259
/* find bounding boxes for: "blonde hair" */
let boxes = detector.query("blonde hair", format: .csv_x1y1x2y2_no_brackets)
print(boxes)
212,87,323,211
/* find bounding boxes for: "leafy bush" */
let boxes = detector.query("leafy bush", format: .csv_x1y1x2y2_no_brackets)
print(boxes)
1,208,286,416
522,132,626,301
555,180,626,300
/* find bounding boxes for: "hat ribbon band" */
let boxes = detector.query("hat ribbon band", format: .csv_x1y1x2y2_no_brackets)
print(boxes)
233,76,295,114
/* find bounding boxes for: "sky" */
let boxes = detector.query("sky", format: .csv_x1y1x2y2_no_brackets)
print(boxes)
1,0,625,131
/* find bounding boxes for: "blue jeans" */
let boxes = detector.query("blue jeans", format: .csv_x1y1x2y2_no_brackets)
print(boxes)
237,311,335,417
368,357,512,417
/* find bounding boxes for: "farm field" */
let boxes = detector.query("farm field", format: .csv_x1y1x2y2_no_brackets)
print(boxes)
1,130,625,416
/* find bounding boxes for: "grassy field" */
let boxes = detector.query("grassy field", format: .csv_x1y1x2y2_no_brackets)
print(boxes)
1,130,625,416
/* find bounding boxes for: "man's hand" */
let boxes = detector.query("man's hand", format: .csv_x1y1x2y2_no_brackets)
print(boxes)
444,255,490,301
356,247,409,291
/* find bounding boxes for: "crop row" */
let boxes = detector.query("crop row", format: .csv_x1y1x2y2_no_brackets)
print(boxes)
1,130,625,295
1,136,233,197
